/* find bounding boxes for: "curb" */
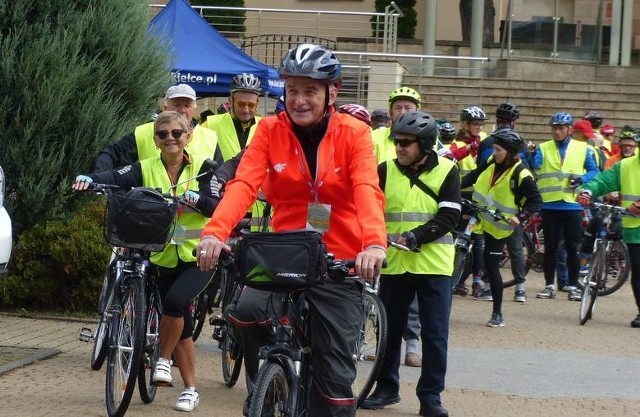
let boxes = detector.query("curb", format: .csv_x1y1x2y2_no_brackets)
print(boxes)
0,346,61,375
1,311,98,324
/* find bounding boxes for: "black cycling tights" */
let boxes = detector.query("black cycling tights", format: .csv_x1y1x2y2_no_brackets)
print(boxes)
155,260,213,339
483,232,507,314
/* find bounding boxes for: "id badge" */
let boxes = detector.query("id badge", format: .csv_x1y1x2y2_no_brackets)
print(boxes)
306,202,331,232
171,225,186,245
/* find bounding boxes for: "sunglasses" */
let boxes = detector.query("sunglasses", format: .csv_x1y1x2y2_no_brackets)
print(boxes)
234,101,258,110
393,139,418,147
155,129,185,140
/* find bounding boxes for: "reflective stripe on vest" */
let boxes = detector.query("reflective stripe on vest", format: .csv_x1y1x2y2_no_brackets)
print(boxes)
472,162,527,239
383,158,456,275
537,139,587,203
620,157,640,228
140,156,210,268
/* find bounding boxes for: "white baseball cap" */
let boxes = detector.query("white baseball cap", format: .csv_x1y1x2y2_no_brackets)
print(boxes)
164,84,196,101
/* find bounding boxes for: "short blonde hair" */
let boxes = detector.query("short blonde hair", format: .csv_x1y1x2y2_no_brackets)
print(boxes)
154,111,190,132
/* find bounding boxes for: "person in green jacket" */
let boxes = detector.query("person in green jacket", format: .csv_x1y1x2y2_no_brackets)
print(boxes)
577,140,640,328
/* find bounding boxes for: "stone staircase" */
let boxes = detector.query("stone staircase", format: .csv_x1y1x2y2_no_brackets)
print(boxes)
404,75,640,142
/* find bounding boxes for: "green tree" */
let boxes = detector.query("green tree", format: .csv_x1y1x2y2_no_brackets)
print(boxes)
191,0,246,34
372,0,417,39
0,0,171,235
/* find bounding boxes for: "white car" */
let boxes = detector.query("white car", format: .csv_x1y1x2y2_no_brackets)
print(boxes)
0,165,11,275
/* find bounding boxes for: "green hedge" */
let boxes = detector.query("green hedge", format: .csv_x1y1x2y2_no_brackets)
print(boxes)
0,197,111,313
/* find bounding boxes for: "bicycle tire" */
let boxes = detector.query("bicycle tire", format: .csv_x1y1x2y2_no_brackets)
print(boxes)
579,251,601,325
220,268,243,387
354,291,387,407
92,256,118,370
138,286,161,403
105,278,145,417
452,248,471,289
91,314,109,371
248,362,290,417
221,324,244,387
501,230,534,288
597,240,629,296
192,272,220,342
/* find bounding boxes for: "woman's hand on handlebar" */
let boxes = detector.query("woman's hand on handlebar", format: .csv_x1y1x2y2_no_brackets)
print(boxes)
72,175,93,191
356,246,386,282
196,236,230,271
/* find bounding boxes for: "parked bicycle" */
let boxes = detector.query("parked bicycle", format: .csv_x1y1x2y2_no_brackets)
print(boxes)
579,202,631,325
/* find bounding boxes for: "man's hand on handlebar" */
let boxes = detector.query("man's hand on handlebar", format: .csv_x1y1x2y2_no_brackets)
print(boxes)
196,236,231,272
355,246,386,282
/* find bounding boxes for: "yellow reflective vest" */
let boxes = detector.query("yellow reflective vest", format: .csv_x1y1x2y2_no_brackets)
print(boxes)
536,139,587,203
620,157,640,229
134,122,219,160
204,113,261,161
372,127,395,163
473,161,532,239
140,155,210,268
383,159,456,276
204,112,269,230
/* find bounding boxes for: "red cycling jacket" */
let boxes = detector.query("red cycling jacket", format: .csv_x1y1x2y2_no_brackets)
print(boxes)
202,111,387,259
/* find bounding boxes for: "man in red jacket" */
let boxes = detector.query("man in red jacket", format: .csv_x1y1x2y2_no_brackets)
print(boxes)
197,44,387,417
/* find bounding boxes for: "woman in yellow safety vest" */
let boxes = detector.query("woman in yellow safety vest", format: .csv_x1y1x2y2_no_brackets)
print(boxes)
73,111,217,412
472,128,541,328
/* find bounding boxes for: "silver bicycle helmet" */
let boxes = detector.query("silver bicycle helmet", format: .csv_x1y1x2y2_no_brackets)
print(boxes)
278,44,342,83
460,106,488,121
230,73,262,95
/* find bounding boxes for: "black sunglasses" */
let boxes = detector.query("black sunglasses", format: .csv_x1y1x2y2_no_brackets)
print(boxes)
155,129,185,140
393,139,418,147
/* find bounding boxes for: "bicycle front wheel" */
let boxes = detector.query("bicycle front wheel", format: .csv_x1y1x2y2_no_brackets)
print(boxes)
105,278,145,417
579,251,601,325
354,291,387,406
249,362,290,417
91,314,110,371
138,286,161,403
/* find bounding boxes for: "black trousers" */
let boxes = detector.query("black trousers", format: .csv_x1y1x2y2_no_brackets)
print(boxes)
542,209,583,287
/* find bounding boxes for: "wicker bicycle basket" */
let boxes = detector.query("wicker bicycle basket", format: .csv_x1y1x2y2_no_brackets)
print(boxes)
104,187,178,252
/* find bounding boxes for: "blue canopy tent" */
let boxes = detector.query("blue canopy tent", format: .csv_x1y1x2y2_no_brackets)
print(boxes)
149,0,283,97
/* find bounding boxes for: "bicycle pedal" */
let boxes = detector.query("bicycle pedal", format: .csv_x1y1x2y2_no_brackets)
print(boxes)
77,327,94,343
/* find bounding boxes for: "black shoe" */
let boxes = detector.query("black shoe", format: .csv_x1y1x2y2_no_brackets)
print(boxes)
631,314,640,328
359,391,400,410
419,401,449,417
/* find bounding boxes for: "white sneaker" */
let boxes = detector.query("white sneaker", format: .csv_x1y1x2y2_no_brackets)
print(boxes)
152,357,173,386
175,388,199,412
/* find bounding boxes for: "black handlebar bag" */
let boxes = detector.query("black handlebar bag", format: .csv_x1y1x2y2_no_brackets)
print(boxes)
235,230,327,291
106,187,177,251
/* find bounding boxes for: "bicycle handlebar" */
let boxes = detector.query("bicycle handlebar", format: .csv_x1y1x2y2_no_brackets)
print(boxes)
589,201,632,217
462,198,510,223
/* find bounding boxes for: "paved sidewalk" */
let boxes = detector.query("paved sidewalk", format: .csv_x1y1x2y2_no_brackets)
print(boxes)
1,275,640,416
